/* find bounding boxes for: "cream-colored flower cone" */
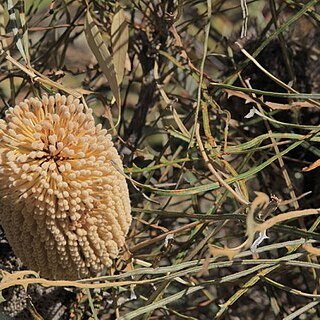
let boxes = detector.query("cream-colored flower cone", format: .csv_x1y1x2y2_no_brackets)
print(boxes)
0,94,131,280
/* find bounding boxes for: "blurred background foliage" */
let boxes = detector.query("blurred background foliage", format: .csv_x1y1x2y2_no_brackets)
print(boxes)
1,0,320,319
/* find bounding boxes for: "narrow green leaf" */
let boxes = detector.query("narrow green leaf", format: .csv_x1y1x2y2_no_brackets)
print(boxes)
283,301,320,320
212,82,320,100
7,0,29,63
17,0,29,64
111,7,129,84
119,285,204,320
133,139,306,196
85,10,121,107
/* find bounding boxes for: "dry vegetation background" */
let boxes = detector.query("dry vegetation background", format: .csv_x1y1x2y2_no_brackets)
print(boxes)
1,0,320,319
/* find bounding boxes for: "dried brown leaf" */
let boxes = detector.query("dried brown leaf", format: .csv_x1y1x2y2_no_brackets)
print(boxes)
209,245,240,260
303,243,320,256
210,192,269,260
302,159,320,172
256,208,320,232
225,89,255,104
225,89,316,110
265,101,315,110
246,192,269,238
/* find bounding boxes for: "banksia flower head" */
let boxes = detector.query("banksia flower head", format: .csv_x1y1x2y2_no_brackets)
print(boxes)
0,94,131,280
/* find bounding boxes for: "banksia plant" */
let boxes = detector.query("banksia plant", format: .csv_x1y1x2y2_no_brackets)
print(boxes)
0,94,131,280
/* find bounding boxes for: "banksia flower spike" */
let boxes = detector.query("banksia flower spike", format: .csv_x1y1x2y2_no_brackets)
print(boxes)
0,94,131,280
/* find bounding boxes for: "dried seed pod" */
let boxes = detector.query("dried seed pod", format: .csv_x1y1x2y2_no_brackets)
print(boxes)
0,94,131,280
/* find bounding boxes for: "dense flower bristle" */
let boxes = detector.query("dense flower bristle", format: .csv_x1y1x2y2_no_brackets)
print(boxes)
0,94,131,280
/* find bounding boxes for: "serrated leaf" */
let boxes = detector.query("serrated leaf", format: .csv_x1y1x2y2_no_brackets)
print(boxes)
85,10,121,106
111,8,129,85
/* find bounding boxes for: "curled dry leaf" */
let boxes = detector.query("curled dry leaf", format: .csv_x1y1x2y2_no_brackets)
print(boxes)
211,194,320,259
209,193,320,259
0,270,39,292
210,192,270,259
